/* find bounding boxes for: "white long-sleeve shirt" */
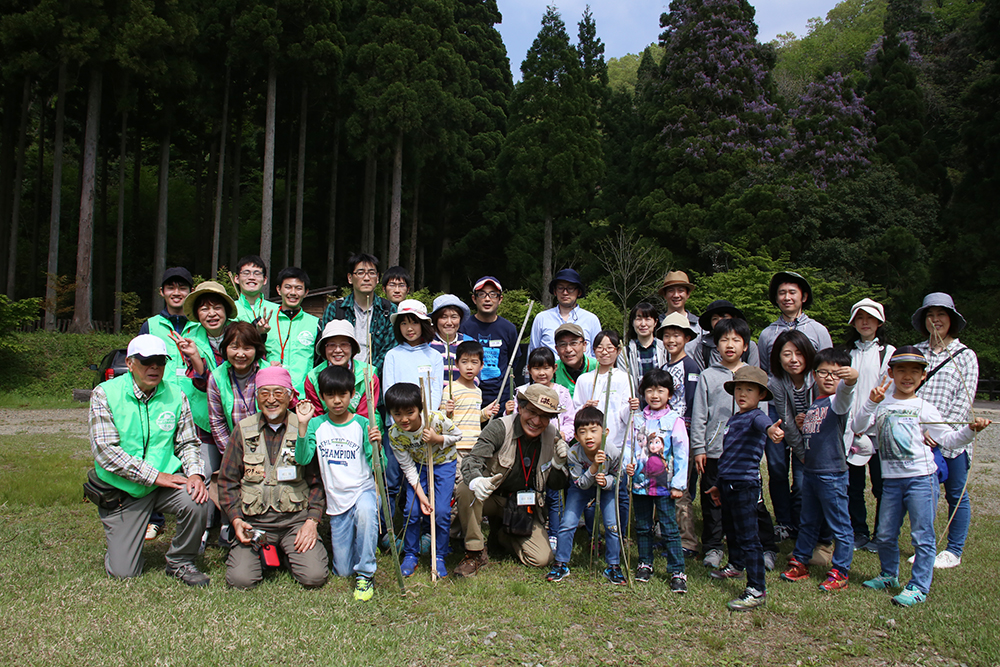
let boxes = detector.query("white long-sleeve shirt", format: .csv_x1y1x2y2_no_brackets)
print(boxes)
573,367,631,451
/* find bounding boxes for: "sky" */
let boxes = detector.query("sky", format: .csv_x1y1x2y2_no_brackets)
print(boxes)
495,0,842,79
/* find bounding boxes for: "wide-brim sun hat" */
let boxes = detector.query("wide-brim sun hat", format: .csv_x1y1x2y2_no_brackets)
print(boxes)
183,280,237,322
849,298,886,325
910,292,966,336
315,319,360,358
769,271,813,309
390,298,431,325
723,365,773,402
697,299,746,332
548,268,586,298
655,311,697,340
657,270,695,296
517,384,566,415
431,294,471,322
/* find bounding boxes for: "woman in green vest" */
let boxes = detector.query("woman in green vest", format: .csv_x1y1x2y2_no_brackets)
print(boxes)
206,322,267,454
303,319,382,430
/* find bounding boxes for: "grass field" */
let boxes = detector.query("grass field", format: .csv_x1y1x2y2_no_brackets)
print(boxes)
1,408,998,667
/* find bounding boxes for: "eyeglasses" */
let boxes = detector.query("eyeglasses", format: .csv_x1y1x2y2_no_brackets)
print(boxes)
257,388,289,400
814,369,840,379
475,291,500,300
325,342,353,351
594,346,618,354
522,406,553,423
353,269,378,277
554,285,578,294
555,340,584,350
135,356,166,367
239,270,264,278
385,281,407,289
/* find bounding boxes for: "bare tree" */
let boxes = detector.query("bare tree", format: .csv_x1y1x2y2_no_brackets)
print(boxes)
597,228,669,334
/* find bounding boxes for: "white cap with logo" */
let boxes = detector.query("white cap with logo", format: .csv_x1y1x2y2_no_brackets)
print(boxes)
127,334,172,359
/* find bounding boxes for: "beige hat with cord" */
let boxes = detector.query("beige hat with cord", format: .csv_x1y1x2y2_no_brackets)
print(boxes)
183,280,237,322
517,384,566,415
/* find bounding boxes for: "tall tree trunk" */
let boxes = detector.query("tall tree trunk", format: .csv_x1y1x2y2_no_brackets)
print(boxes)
6,76,32,296
45,63,67,330
408,173,419,279
362,150,376,255
151,130,170,312
230,109,243,268
211,66,230,277
542,213,553,308
260,57,277,270
71,64,103,334
294,84,307,267
325,118,340,286
0,85,17,284
96,142,108,320
380,162,389,263
29,93,44,297
389,130,403,266
283,122,292,269
440,235,451,292
114,109,128,333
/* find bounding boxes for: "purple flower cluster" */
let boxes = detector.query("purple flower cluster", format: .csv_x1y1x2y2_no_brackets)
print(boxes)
864,31,923,70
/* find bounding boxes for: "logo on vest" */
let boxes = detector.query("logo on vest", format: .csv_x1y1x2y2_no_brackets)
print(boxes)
298,330,314,346
156,411,177,432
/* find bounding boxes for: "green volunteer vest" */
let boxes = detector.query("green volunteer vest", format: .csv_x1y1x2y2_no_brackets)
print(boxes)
264,308,318,396
554,356,597,392
96,373,184,498
211,361,258,433
172,324,220,431
235,293,278,325
144,314,199,390
237,413,309,516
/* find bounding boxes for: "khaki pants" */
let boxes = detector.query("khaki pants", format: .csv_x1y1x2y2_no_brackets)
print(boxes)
226,509,329,589
456,482,553,568
675,492,700,552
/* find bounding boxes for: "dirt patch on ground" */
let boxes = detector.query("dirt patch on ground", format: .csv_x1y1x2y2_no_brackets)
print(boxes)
0,408,89,437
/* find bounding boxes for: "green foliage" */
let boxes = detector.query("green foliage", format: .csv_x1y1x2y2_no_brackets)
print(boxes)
0,331,131,398
0,296,41,354
577,288,626,335
114,292,142,337
606,44,663,94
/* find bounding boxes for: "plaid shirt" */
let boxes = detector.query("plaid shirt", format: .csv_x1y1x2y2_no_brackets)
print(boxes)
89,379,205,487
315,293,397,374
915,338,979,458
207,363,259,453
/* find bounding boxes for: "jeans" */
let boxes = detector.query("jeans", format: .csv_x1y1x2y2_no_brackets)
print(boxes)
634,494,683,574
546,488,563,540
848,452,882,540
942,452,971,557
764,437,803,529
720,477,765,592
556,483,621,566
382,442,402,517
329,488,379,579
403,461,456,559
876,474,938,595
794,471,854,574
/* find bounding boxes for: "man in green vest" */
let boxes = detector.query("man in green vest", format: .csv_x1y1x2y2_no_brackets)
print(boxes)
552,323,597,392
216,366,328,589
88,334,211,586
264,267,318,397
231,254,277,331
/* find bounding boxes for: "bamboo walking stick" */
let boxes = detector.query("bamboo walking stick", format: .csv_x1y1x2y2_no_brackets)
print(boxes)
616,346,637,588
491,300,535,420
590,366,615,574
420,375,437,583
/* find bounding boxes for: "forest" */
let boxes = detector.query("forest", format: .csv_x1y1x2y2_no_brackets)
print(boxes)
0,0,997,370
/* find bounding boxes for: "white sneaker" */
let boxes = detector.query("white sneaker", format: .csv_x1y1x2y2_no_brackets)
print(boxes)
933,550,961,569
907,554,915,564
145,523,163,541
549,536,558,552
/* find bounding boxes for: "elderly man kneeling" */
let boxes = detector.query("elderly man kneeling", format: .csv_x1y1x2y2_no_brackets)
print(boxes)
217,366,328,589
453,385,569,577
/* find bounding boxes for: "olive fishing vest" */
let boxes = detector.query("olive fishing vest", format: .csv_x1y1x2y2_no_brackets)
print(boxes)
485,414,560,509
237,412,308,516
97,373,184,498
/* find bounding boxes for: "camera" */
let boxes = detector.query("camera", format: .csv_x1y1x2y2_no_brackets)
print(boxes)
250,528,268,549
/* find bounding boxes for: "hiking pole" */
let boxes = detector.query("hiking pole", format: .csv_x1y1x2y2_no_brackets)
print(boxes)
366,294,405,594
420,375,437,583
491,300,535,421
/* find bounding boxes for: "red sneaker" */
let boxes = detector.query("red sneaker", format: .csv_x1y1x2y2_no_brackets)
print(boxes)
780,558,810,582
818,569,849,592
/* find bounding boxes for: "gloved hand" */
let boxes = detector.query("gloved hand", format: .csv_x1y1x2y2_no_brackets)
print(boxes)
552,440,569,469
469,473,503,502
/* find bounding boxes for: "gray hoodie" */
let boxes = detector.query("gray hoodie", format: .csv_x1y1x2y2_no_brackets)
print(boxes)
768,374,815,462
690,363,740,459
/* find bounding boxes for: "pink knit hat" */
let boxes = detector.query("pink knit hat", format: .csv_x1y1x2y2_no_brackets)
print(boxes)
256,366,294,393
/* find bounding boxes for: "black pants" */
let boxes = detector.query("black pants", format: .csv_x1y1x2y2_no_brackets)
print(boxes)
700,458,723,551
720,477,766,592
848,452,883,540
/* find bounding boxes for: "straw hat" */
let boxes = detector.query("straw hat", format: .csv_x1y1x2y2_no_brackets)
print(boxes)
183,280,237,321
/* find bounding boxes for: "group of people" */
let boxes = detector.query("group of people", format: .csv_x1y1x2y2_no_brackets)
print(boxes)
87,256,988,610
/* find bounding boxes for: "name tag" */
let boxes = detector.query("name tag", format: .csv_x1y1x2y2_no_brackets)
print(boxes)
276,466,298,482
516,491,535,506
489,340,502,347
687,373,699,382
176,368,187,377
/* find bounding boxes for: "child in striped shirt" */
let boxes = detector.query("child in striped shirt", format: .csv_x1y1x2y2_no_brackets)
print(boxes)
443,341,495,458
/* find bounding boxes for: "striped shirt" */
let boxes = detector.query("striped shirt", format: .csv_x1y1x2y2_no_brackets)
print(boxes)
451,384,486,454
915,339,979,458
388,411,462,487
89,380,204,487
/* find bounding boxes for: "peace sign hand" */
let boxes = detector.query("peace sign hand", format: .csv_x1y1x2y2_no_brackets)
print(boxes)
870,379,891,404
167,330,197,361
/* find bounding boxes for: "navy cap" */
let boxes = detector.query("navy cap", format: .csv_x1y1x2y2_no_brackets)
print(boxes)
161,267,193,288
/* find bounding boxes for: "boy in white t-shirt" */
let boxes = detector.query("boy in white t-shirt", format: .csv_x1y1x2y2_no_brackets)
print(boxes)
296,365,383,602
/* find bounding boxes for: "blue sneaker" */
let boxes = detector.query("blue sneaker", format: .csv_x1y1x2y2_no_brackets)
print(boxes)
420,533,432,555
546,562,570,582
603,565,627,586
891,584,927,607
863,572,900,590
435,557,448,579
400,554,419,577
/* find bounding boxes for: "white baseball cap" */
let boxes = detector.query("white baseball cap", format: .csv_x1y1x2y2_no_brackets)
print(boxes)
847,433,875,466
390,299,431,325
126,334,171,359
848,298,885,325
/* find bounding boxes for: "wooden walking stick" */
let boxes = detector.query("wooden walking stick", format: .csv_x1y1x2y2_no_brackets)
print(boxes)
491,300,535,421
420,375,437,583
365,295,405,594
616,347,638,588
590,367,615,574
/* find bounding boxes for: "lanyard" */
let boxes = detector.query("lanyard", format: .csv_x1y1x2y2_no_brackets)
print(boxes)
232,366,256,415
517,437,535,487
274,310,298,364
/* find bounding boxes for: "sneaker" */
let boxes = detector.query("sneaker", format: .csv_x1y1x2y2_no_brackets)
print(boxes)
546,562,570,582
145,523,163,541
635,563,653,583
420,533,432,555
400,554,419,577
934,550,961,569
354,575,374,601
549,535,558,552
199,529,209,555
219,525,232,549
727,587,766,611
907,554,916,564
435,557,448,579
703,548,724,569
891,583,927,607
862,572,900,590
781,558,810,582
670,573,688,594
861,540,878,553
379,533,402,553
603,565,627,586
819,569,849,592
165,562,210,587
764,551,777,572
853,535,871,551
711,564,744,580
774,524,792,542
453,549,489,578
682,548,699,559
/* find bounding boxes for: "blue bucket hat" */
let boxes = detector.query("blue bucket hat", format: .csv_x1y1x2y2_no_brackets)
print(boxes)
911,292,966,336
431,294,470,322
548,268,586,298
